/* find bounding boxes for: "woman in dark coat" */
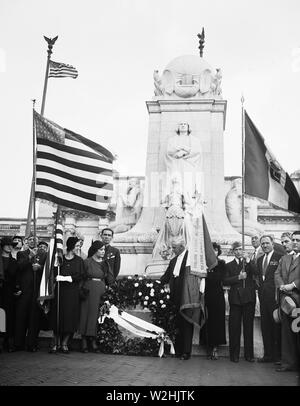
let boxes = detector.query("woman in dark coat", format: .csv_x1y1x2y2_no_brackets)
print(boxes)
79,240,114,353
0,237,20,352
201,242,226,359
49,237,85,354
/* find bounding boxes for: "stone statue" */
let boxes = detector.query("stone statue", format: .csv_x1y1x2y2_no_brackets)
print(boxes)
211,68,222,96
152,178,190,260
165,122,202,206
225,178,264,236
153,70,164,96
162,178,186,239
108,178,143,234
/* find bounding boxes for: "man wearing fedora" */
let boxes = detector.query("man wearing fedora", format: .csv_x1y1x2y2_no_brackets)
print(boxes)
224,241,258,363
274,230,300,372
256,235,283,364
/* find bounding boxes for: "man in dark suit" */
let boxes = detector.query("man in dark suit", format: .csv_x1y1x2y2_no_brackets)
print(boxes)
160,237,195,360
14,234,47,351
101,228,121,280
256,235,283,364
274,231,300,372
224,241,257,363
250,234,264,264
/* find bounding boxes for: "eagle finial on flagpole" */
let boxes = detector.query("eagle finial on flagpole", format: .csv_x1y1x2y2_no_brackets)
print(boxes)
43,36,58,57
197,28,205,57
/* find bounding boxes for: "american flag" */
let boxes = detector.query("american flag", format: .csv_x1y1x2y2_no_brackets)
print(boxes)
34,111,114,217
48,60,78,79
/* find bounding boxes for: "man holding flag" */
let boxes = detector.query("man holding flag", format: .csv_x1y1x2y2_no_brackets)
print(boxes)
14,234,47,351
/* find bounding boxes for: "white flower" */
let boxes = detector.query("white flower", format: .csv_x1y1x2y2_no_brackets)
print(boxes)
134,283,139,287
160,289,165,293
161,304,166,308
159,300,164,304
139,277,143,280
150,288,155,294
138,292,142,296
150,292,154,297
164,288,169,292
149,283,153,287
152,301,156,305
156,280,161,284
128,276,132,279
145,296,149,300
144,301,148,306
166,295,170,299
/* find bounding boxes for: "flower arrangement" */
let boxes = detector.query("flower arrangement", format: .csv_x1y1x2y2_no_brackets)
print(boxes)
97,276,177,356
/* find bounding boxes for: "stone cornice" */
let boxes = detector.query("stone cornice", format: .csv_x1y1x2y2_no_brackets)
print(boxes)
146,99,227,130
258,215,300,224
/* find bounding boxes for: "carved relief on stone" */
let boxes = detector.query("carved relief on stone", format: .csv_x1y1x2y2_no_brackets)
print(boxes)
153,70,164,96
225,178,264,236
152,121,204,261
210,68,222,96
153,57,223,100
107,177,143,234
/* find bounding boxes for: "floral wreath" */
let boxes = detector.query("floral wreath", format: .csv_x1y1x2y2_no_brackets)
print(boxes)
97,276,177,356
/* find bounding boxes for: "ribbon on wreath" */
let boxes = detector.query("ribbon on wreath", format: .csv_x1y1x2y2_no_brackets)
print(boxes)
98,302,175,357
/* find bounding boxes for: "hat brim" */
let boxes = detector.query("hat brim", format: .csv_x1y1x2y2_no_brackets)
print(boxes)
273,308,281,323
280,295,298,316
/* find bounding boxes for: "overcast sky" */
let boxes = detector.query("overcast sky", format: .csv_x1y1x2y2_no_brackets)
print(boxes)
1,0,300,217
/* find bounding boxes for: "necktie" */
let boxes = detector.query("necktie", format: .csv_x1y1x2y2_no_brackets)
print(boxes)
262,254,268,276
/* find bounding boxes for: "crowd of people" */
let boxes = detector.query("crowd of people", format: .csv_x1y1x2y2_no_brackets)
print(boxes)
0,227,299,373
160,232,300,371
0,228,120,354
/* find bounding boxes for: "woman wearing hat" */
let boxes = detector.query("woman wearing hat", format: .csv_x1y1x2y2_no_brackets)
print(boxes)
200,242,226,360
78,240,114,353
49,237,85,354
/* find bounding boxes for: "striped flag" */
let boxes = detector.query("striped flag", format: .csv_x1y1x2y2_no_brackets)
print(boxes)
245,111,300,213
38,218,64,303
49,60,78,79
34,111,114,216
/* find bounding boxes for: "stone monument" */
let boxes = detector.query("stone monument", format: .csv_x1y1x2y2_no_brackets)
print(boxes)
114,35,241,276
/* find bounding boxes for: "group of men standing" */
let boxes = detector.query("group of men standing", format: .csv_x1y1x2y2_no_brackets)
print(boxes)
0,228,121,352
160,231,300,372
253,232,300,372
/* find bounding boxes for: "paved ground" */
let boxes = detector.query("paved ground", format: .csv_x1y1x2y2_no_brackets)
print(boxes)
0,349,298,386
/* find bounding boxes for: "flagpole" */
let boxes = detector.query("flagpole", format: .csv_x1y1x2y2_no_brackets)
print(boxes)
241,94,246,288
41,36,58,116
32,99,37,248
55,209,61,348
25,36,58,237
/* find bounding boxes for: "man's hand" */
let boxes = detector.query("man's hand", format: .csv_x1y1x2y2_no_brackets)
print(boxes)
238,271,247,280
32,263,41,271
280,283,295,292
56,275,72,283
242,251,251,263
